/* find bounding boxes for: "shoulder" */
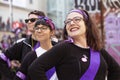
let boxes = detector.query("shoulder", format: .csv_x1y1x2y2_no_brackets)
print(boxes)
25,51,36,58
23,51,37,61
100,48,119,65
14,38,26,44
51,41,72,51
100,48,111,58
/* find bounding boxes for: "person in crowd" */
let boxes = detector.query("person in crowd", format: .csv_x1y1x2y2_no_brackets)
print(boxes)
28,9,120,80
0,10,45,80
14,16,58,80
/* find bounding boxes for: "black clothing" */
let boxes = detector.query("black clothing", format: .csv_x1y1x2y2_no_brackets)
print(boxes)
14,42,57,80
28,41,120,80
0,36,37,79
14,51,37,80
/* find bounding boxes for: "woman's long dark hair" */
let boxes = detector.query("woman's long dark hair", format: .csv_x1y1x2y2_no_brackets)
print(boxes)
63,9,102,51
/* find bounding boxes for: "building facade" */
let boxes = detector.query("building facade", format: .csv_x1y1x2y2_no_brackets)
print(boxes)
0,0,47,24
47,0,74,29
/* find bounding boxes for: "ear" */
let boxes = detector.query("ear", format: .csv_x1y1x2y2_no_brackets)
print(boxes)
50,30,55,36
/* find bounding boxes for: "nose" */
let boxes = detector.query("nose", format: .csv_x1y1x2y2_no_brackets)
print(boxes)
70,20,75,25
27,20,31,23
37,28,42,32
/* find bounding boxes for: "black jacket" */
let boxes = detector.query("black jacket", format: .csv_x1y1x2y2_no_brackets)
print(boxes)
0,34,57,79
0,36,38,79
28,42,120,80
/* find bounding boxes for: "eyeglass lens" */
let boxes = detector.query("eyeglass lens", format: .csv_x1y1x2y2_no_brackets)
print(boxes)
64,17,83,25
34,26,48,31
25,18,37,23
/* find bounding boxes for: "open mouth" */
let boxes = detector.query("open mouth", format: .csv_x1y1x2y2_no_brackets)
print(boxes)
70,27,79,32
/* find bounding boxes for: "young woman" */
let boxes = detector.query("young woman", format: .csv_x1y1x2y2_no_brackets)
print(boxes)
14,17,58,80
28,9,120,80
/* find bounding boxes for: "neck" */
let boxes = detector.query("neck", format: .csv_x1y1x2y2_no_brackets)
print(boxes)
31,34,36,40
40,40,53,50
73,37,89,48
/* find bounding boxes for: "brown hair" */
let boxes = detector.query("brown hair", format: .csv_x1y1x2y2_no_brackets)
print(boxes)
63,9,102,51
28,10,45,17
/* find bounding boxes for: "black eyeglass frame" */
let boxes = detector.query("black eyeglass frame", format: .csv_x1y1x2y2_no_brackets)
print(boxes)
25,18,38,23
64,17,84,25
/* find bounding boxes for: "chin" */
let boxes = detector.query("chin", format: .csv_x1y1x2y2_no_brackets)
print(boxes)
69,32,78,36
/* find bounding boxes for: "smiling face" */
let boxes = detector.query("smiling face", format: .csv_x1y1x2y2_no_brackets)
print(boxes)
26,14,39,34
65,12,86,38
34,24,54,42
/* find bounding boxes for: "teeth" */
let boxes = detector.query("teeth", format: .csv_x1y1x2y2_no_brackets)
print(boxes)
70,27,79,31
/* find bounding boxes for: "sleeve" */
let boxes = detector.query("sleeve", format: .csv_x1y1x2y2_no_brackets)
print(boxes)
28,43,66,80
101,49,120,80
14,51,37,80
4,42,23,60
0,42,23,79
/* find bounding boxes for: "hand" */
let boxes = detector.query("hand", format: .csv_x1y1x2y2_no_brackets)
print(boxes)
10,60,21,69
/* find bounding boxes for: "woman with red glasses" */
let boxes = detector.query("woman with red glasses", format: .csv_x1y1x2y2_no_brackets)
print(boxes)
0,10,47,80
28,9,120,80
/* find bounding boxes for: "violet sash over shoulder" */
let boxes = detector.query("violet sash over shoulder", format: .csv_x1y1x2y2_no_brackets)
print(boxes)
33,42,40,50
34,42,57,80
46,67,57,80
80,49,100,80
16,42,40,80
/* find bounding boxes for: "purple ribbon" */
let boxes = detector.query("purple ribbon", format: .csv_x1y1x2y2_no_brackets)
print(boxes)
80,49,100,80
15,42,40,80
16,71,26,80
70,9,88,20
38,16,55,30
33,42,40,50
0,53,11,67
34,42,56,79
46,67,56,80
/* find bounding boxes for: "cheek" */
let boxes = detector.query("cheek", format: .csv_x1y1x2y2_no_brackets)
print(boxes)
34,32,38,37
80,26,86,35
65,25,69,32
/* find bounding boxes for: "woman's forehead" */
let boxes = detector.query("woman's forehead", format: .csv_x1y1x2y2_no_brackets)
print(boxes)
66,12,83,19
28,14,38,18
37,24,46,27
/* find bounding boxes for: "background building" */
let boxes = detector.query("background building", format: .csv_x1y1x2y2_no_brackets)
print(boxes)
47,0,74,28
0,0,47,23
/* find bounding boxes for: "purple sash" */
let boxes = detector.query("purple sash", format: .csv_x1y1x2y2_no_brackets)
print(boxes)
34,42,56,79
33,42,40,50
16,71,26,80
0,53,11,67
80,49,100,80
46,67,56,79
35,42,56,79
16,42,40,80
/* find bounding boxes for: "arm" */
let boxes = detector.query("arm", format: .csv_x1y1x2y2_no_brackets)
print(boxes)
28,43,65,80
101,49,120,80
14,51,36,80
0,42,23,79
